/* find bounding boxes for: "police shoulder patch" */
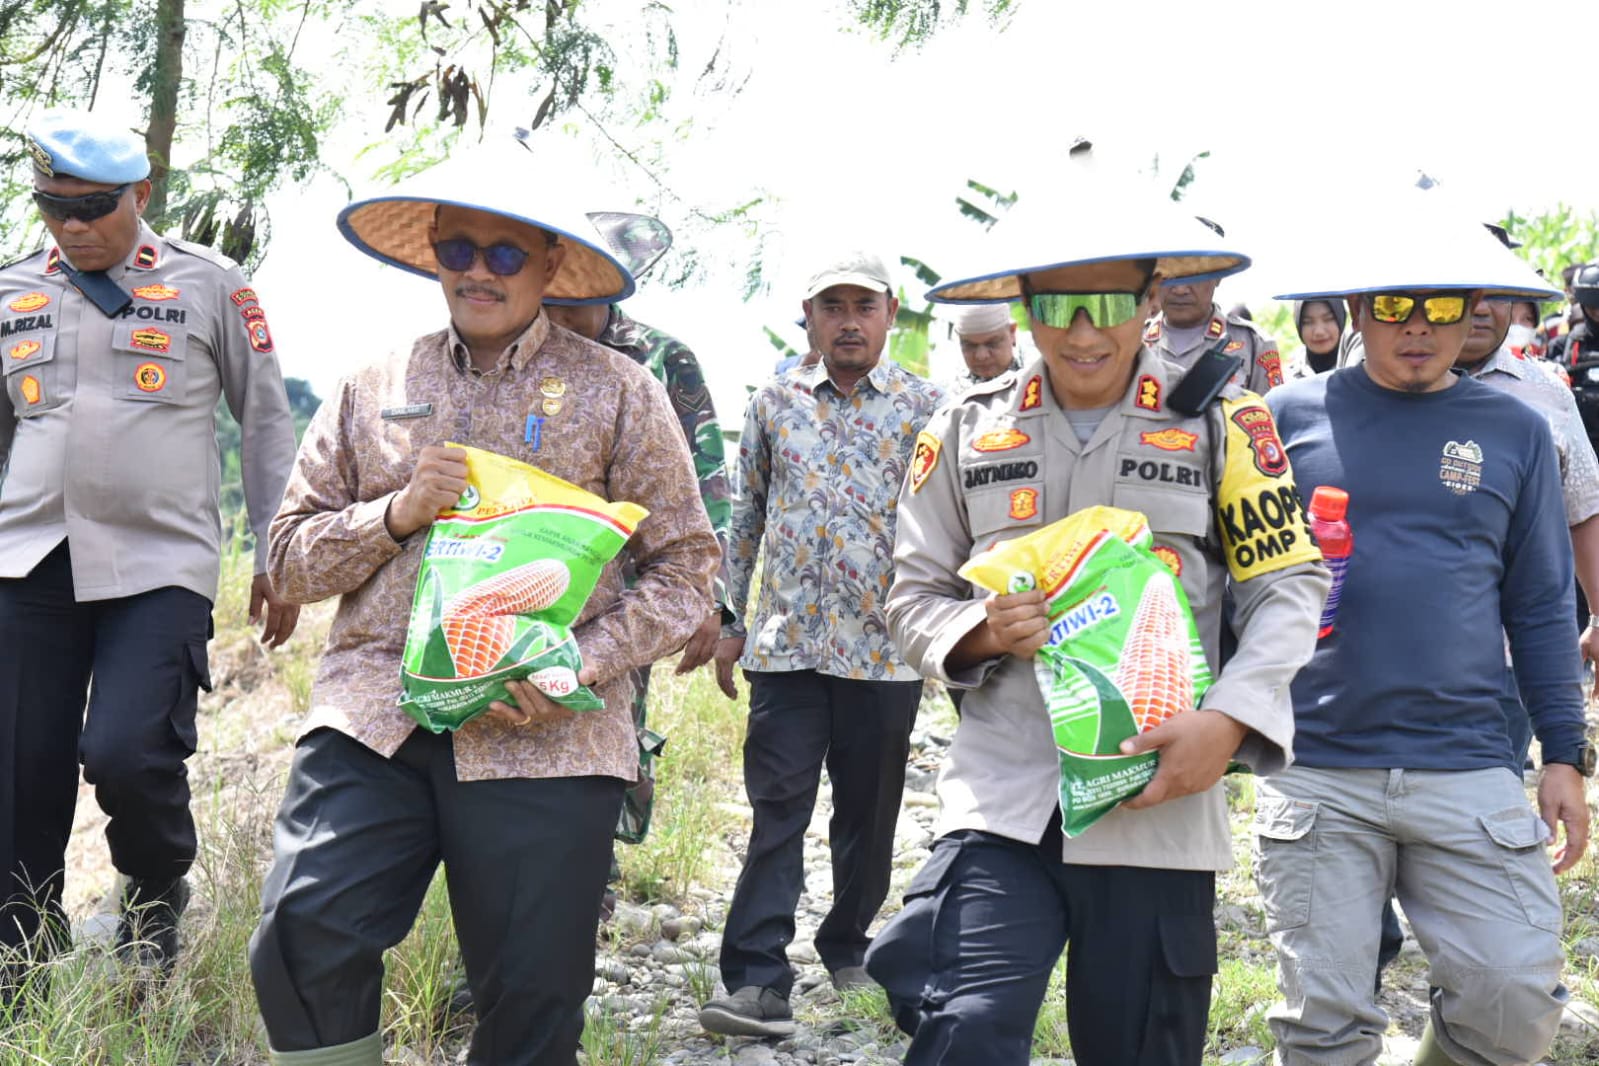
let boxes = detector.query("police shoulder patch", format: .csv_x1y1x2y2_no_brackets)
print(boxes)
1258,349,1284,389
910,430,941,493
246,316,274,354
1216,395,1320,582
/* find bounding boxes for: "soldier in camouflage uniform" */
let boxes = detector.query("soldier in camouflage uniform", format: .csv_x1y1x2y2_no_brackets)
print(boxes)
545,221,730,864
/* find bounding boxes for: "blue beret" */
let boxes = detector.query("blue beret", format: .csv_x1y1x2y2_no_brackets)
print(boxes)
25,108,150,185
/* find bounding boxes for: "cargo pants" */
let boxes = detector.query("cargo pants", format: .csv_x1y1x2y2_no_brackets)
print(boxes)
1255,765,1567,1066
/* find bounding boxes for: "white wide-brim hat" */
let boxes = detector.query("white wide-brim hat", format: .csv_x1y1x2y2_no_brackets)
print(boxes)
927,149,1251,304
336,137,646,305
1273,193,1560,302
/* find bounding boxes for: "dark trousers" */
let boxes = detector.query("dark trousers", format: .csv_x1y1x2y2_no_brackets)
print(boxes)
867,826,1217,1066
249,727,624,1066
719,670,921,996
0,542,211,954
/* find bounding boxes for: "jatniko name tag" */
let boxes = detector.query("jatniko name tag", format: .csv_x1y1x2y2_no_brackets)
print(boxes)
381,403,434,421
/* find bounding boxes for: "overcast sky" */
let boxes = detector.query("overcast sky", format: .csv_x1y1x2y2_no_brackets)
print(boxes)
251,0,1599,421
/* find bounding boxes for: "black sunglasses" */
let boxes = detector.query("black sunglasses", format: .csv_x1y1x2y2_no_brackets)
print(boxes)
432,238,531,276
32,184,131,223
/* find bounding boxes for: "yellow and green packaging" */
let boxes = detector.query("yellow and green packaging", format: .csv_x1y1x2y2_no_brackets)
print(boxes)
960,506,1213,837
400,444,646,732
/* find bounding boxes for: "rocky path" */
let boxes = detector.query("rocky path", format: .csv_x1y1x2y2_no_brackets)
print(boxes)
565,722,1578,1066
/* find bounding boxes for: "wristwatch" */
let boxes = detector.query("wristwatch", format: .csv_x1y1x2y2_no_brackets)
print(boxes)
1550,742,1597,777
1588,614,1599,631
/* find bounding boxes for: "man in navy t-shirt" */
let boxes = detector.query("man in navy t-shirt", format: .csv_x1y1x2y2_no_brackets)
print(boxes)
1256,220,1589,1066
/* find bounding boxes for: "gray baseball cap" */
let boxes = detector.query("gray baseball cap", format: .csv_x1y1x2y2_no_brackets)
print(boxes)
804,250,893,299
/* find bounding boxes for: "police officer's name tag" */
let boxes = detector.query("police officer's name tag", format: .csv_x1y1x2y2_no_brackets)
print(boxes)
381,403,433,421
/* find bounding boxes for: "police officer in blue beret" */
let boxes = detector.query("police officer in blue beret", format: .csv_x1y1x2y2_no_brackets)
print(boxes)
0,109,299,996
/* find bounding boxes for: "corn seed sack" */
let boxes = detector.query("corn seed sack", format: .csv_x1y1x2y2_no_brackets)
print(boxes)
400,444,647,732
960,505,1212,837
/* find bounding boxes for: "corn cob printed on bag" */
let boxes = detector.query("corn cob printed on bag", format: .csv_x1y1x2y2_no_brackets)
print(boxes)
960,506,1212,837
400,444,647,732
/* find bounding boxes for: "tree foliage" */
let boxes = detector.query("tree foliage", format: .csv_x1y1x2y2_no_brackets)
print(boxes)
0,0,727,269
850,0,1017,47
1501,205,1599,299
0,0,342,265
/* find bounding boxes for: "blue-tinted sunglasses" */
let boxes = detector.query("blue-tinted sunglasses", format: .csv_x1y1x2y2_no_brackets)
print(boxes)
432,238,531,276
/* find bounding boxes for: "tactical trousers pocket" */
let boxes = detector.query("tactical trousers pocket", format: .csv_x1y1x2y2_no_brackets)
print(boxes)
1480,806,1563,934
1253,796,1319,933
170,640,212,755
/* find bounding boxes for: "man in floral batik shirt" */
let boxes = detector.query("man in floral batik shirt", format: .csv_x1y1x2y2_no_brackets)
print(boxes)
697,251,945,1037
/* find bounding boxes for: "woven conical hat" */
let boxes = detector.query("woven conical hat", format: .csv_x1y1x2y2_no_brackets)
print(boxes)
928,146,1250,304
336,137,641,304
1273,192,1559,302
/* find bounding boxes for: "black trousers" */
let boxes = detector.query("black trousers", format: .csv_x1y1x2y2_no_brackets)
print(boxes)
249,727,624,1066
718,670,921,995
867,823,1217,1066
0,542,211,954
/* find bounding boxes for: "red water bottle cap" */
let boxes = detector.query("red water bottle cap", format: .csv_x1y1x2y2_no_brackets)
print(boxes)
1309,486,1348,521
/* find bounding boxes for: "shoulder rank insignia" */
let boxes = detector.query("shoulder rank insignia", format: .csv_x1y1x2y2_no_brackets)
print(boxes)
1019,375,1043,412
1135,374,1161,412
1205,316,1226,340
133,245,158,270
910,431,941,493
44,248,61,275
1143,319,1162,344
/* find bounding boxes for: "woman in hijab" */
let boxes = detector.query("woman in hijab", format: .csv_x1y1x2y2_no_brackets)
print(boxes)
1292,297,1346,377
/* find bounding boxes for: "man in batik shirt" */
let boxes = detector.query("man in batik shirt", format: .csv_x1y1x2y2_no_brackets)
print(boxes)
697,251,946,1037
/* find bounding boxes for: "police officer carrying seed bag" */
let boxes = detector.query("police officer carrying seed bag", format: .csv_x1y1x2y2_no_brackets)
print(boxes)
870,147,1329,1066
0,108,299,989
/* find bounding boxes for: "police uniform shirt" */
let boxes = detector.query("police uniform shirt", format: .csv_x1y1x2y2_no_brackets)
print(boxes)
886,349,1328,871
0,222,297,602
1144,304,1284,395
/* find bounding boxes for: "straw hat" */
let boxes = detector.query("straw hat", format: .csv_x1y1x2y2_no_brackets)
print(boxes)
336,136,644,305
927,143,1250,304
1273,193,1560,302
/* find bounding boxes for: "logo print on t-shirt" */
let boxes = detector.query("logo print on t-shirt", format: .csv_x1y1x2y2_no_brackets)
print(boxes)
1439,440,1483,496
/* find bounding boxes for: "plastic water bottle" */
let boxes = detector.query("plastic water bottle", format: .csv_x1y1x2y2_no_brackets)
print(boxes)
1308,487,1352,639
